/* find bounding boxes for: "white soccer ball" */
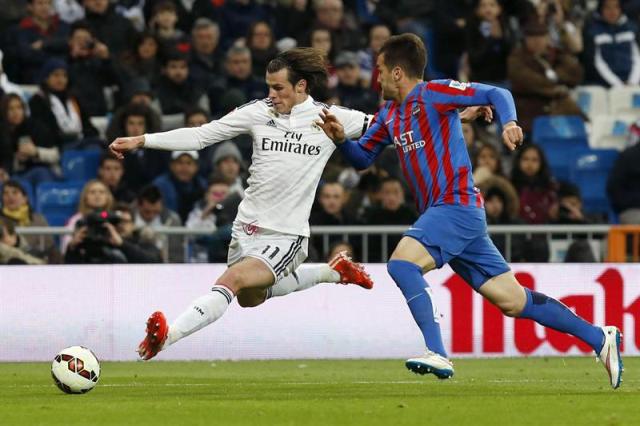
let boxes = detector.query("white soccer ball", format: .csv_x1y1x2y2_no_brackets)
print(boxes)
51,346,100,394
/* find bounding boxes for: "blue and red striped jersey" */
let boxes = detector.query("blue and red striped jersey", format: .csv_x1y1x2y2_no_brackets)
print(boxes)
357,80,517,213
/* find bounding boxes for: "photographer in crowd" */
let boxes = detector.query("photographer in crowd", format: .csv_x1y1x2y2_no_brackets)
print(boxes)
64,203,162,264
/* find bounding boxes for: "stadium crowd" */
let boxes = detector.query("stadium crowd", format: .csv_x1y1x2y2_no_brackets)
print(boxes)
1,0,640,265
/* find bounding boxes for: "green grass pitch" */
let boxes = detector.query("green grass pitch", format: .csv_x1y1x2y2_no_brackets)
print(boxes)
1,358,638,426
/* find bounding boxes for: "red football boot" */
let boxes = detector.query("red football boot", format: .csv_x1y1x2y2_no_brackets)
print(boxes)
329,251,374,289
137,311,169,361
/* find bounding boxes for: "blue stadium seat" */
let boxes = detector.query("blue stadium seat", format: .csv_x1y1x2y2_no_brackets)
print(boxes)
35,181,85,225
532,116,589,182
570,149,619,214
61,149,102,181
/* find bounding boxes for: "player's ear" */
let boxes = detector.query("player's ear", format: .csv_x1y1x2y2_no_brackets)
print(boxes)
296,79,307,93
393,67,402,82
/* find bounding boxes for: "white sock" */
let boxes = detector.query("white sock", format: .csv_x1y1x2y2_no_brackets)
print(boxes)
268,264,340,298
164,285,234,347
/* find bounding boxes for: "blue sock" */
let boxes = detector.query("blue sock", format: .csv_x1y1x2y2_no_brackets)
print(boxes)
520,288,605,353
387,260,448,358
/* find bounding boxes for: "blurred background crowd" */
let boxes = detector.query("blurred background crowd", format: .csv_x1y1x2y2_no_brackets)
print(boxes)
1,0,640,265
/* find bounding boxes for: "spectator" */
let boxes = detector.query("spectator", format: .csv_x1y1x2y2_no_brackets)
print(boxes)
15,0,70,84
434,0,473,78
156,51,209,115
185,107,209,128
81,0,136,56
472,143,519,209
472,142,506,178
511,144,558,224
466,0,515,84
0,216,45,264
208,46,267,116
97,154,136,203
119,32,161,88
133,185,182,261
327,240,354,262
552,183,597,261
362,177,418,261
111,202,163,263
114,0,146,32
28,58,99,150
247,20,278,79
189,18,222,91
1,93,61,184
0,50,25,99
1,179,60,262
607,134,640,223
312,0,363,52
148,0,188,54
311,181,358,226
62,178,114,251
583,0,640,87
106,101,159,142
309,27,337,88
152,150,207,222
462,121,483,156
66,22,123,117
357,23,391,90
334,51,379,113
507,20,584,133
219,0,272,49
527,0,583,54
185,176,233,262
211,141,246,198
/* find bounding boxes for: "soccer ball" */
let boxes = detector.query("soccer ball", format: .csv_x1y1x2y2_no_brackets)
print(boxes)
51,346,100,394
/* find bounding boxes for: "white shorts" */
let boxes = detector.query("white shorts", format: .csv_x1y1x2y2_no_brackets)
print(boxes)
227,220,309,280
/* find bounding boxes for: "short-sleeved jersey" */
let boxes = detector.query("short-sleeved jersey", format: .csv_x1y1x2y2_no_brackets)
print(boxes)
357,80,517,213
144,96,369,237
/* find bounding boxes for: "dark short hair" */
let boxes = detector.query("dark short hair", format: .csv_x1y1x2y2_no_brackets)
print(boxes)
380,176,403,188
114,202,133,215
266,47,328,93
163,50,189,66
99,154,121,168
184,107,209,125
379,33,427,79
70,21,94,37
2,179,28,199
137,185,163,204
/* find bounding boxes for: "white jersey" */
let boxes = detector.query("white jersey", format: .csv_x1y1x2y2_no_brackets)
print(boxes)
144,96,370,237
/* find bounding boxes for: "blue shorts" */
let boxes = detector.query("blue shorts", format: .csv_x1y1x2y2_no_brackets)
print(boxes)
404,205,510,291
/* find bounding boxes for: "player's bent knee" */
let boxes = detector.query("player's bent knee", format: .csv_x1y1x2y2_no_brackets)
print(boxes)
498,300,523,317
215,269,245,293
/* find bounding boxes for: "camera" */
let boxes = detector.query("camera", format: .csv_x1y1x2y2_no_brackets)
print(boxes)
80,210,122,244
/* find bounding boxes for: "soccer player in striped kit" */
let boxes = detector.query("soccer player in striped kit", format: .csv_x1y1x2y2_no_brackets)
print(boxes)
317,33,624,389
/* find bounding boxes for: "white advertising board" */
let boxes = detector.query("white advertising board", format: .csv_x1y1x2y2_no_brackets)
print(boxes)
1,264,638,361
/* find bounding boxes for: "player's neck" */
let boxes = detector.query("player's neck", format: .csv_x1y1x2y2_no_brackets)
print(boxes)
396,79,423,103
282,93,309,114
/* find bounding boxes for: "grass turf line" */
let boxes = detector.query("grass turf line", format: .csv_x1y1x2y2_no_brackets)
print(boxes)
0,358,638,426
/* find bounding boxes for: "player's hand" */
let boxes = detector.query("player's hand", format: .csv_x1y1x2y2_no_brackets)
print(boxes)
502,121,524,151
460,106,493,123
109,136,145,160
316,108,346,144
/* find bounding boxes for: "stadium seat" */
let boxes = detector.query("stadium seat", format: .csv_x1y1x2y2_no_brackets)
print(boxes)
589,113,636,150
572,85,608,119
61,149,102,181
90,116,109,140
35,181,85,225
532,116,589,182
608,86,640,114
162,113,184,131
569,149,619,214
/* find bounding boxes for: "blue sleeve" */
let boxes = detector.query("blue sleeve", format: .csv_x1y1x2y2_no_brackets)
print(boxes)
428,80,518,125
337,139,379,170
338,109,393,170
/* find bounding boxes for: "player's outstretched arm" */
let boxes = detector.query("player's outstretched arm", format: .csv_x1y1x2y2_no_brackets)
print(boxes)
317,108,382,170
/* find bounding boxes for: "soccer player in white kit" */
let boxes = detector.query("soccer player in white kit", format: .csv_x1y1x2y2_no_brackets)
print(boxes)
109,48,375,360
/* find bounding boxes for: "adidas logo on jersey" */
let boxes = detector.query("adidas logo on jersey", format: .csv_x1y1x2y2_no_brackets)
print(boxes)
266,119,277,127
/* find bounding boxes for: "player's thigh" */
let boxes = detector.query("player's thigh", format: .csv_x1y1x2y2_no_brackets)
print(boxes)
477,271,527,317
216,257,275,293
389,236,437,273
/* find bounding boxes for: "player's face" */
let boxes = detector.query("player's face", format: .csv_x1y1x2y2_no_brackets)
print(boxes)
98,159,123,187
376,54,398,101
266,69,307,114
2,186,28,210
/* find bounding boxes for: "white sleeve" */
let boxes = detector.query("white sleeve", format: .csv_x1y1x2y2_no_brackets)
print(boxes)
144,105,254,151
329,105,373,139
